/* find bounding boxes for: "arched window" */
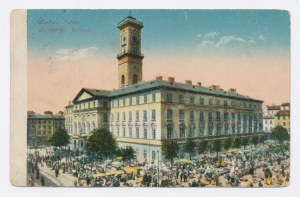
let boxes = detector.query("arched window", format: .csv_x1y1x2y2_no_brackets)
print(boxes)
121,75,125,85
74,123,77,134
92,122,96,131
82,123,85,134
87,122,90,134
133,74,138,83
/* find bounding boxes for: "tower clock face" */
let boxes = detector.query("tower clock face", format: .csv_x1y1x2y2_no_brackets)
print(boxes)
131,35,138,44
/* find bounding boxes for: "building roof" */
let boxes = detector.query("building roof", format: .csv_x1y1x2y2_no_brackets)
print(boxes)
73,80,263,103
27,114,65,120
275,110,290,116
267,105,281,110
263,114,274,119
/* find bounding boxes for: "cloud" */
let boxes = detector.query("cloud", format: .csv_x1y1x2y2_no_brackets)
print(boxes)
215,35,247,48
257,34,266,40
197,32,220,39
52,46,99,61
197,34,257,48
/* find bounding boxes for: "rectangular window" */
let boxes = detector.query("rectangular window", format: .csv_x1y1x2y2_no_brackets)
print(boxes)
104,113,108,122
152,93,156,102
129,97,132,106
179,110,185,120
224,100,228,108
123,98,125,106
129,111,132,122
189,111,195,121
216,111,221,122
152,127,156,139
122,112,126,121
117,127,120,137
178,95,184,104
123,127,126,137
117,112,120,122
179,127,185,139
144,95,147,104
143,110,147,122
136,96,140,105
152,151,156,161
88,102,90,108
151,109,156,121
117,99,120,107
167,127,173,139
167,109,173,120
189,96,195,104
200,97,205,105
231,113,236,121
216,99,220,107
199,125,205,136
200,111,205,122
136,111,139,122
136,127,140,138
208,112,213,121
209,98,213,106
129,127,132,137
144,127,147,139
189,127,195,138
167,94,173,102
232,124,236,134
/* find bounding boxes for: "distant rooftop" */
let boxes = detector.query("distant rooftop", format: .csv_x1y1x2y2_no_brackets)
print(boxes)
74,79,263,103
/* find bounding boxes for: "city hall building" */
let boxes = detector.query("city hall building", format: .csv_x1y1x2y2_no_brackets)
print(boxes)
65,16,264,162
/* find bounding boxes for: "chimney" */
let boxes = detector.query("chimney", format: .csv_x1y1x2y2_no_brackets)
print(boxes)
27,111,35,115
211,85,220,90
185,80,192,85
57,111,64,115
168,77,175,83
156,76,163,80
229,88,237,93
197,82,202,86
44,111,53,115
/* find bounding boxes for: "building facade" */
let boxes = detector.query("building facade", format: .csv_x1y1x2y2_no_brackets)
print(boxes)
263,103,290,134
27,111,65,147
65,16,264,162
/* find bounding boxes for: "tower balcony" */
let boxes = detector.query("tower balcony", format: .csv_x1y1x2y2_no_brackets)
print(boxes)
117,52,144,60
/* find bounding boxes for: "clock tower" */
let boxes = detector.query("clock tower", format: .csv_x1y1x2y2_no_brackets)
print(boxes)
117,16,144,88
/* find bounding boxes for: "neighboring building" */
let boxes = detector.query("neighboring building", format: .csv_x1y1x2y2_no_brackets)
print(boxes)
263,103,290,134
275,110,290,133
27,111,65,147
65,16,264,162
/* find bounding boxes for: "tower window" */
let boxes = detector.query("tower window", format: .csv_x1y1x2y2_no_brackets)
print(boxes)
121,75,125,85
133,74,138,83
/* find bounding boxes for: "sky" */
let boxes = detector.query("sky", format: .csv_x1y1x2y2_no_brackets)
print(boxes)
27,10,290,113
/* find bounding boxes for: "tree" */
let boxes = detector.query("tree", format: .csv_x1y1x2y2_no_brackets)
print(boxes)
241,137,250,149
198,140,209,158
251,136,259,148
48,129,70,163
118,146,136,162
233,138,241,149
161,140,179,167
184,139,196,160
48,128,70,148
259,135,267,145
86,128,118,160
212,139,222,158
271,125,289,144
223,138,233,151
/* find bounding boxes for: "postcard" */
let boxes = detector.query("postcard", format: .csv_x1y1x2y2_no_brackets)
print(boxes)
10,9,290,187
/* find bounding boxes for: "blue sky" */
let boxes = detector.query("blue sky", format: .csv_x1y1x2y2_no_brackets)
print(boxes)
28,10,290,55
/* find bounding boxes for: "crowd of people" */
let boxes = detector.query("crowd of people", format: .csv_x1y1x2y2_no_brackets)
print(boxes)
27,140,290,187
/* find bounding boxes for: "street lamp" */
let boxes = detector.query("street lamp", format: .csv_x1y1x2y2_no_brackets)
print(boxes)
157,149,159,187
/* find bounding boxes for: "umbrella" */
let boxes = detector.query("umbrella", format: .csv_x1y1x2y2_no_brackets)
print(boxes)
197,168,205,174
263,162,271,166
92,173,106,179
105,170,124,176
205,169,214,174
178,159,192,164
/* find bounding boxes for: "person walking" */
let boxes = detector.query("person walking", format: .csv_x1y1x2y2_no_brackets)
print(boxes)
40,176,45,186
55,167,60,178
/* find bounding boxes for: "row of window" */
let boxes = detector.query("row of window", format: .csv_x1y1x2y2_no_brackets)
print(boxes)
74,100,108,111
111,110,156,122
165,93,260,109
111,93,157,108
167,109,262,122
111,126,157,140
